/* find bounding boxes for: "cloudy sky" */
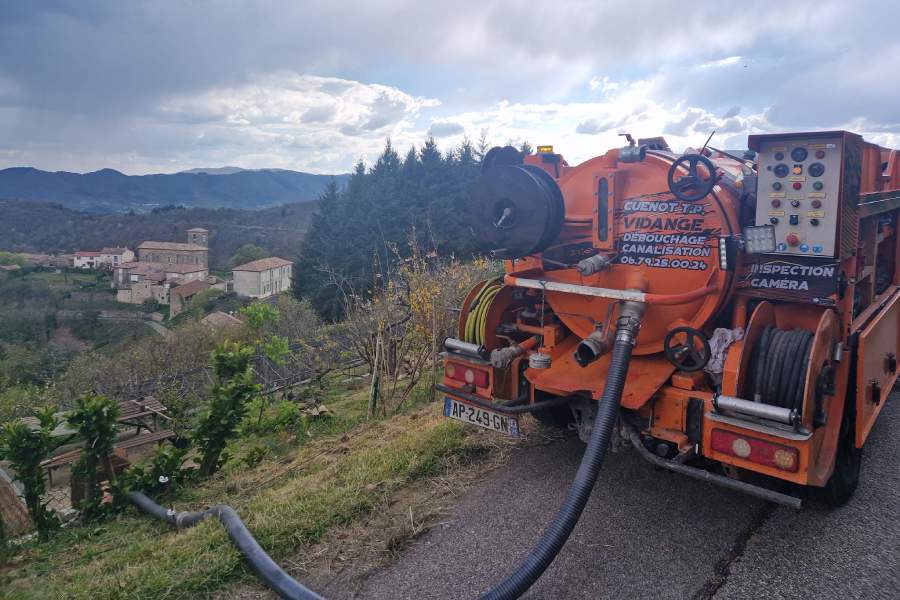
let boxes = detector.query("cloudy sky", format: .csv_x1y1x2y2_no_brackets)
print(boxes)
1,1,898,174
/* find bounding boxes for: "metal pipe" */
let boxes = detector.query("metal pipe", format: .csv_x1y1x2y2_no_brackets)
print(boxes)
444,337,488,359
714,395,799,426
503,275,716,306
624,427,802,509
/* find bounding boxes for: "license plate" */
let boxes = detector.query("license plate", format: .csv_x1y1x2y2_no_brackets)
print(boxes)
443,396,519,436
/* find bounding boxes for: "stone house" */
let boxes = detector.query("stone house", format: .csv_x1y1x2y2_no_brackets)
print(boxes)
137,228,208,269
73,250,102,269
169,279,211,318
233,257,293,299
100,247,135,267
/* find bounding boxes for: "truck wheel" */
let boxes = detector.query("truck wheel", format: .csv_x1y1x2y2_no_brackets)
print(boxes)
814,417,862,507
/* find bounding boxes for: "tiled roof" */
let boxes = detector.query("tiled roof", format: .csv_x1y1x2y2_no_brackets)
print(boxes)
171,280,210,298
201,311,244,329
138,241,207,251
101,247,130,254
233,257,293,272
75,250,101,256
164,264,208,274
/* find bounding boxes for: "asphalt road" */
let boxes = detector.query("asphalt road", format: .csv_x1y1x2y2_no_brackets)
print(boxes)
347,391,899,599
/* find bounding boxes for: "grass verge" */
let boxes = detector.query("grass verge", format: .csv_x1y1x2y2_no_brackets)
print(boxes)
2,384,488,600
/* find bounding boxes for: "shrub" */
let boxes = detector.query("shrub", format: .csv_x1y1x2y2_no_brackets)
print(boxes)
194,341,260,476
0,407,64,540
67,393,119,520
119,445,193,502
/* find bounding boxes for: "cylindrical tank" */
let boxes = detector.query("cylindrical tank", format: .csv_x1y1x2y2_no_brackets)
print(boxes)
467,146,746,355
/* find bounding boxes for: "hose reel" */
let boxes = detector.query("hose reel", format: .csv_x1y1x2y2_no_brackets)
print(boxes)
464,279,503,346
746,326,815,414
468,163,565,257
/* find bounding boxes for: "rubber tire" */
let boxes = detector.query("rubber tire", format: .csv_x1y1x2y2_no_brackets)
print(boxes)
531,404,575,429
813,417,862,507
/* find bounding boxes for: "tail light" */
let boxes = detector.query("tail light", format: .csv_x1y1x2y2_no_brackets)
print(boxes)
710,428,799,473
444,361,489,388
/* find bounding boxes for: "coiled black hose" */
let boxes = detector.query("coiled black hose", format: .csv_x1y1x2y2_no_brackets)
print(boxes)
748,326,813,411
128,305,643,600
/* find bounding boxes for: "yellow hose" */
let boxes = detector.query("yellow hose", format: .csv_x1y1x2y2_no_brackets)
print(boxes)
464,279,501,345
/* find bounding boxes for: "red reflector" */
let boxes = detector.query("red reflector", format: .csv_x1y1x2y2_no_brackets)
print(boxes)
710,428,799,472
444,361,489,388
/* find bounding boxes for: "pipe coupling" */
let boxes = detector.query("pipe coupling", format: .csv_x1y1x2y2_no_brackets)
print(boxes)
573,328,611,367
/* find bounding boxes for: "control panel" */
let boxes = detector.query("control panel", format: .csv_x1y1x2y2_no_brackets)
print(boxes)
754,135,843,257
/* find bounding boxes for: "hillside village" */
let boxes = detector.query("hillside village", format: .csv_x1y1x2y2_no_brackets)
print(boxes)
17,227,293,319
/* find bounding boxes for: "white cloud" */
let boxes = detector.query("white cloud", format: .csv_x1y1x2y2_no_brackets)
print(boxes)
697,56,743,69
2,1,900,173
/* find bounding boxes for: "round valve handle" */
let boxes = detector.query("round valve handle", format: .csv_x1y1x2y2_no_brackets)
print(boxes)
663,326,712,372
667,153,718,202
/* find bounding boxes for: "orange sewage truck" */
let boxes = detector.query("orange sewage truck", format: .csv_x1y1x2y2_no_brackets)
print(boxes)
439,131,900,507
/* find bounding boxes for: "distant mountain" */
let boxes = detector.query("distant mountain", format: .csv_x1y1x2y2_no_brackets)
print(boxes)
179,166,248,175
0,166,349,213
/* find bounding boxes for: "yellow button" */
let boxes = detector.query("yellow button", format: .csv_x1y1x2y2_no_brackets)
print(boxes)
792,166,803,175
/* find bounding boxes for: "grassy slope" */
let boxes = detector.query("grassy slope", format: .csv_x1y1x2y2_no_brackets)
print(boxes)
2,383,485,600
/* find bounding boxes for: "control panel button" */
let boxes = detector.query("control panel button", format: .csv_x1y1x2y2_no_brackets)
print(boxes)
770,216,780,224
791,147,809,162
775,151,785,161
774,163,789,178
811,199,822,208
808,162,825,177
812,181,824,190
790,199,801,208
772,181,782,190
771,199,782,208
792,182,802,190
813,244,823,253
810,218,820,226
785,233,800,247
792,165,803,175
815,150,826,159
799,243,809,252
789,214,800,225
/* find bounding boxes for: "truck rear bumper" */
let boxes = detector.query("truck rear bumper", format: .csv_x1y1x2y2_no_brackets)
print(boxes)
625,424,803,509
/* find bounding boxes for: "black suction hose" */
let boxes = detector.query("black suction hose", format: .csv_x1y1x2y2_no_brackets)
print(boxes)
127,301,644,600
126,491,324,600
479,302,643,600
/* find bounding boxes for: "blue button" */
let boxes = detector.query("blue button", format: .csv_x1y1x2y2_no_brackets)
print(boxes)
812,244,823,254
799,244,809,252
777,243,787,251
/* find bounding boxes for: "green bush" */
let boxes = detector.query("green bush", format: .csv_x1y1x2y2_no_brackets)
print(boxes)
240,398,301,436
119,445,193,503
67,394,119,520
194,340,260,476
0,407,64,540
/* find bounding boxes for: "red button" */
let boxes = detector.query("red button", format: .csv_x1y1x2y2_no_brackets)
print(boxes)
811,199,822,208
792,182,802,190
786,233,800,246
771,199,781,208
